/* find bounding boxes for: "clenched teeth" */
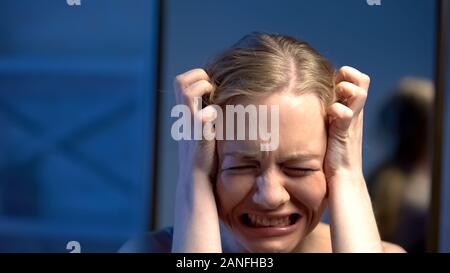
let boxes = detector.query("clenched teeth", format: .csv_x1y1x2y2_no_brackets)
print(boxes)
247,213,293,227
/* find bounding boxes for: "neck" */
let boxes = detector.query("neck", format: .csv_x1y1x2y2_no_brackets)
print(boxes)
219,221,248,253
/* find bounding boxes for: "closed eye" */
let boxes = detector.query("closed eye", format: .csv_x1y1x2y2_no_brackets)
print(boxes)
282,167,317,177
221,165,260,175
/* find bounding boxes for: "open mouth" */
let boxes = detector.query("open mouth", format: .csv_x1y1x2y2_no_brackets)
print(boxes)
241,213,301,228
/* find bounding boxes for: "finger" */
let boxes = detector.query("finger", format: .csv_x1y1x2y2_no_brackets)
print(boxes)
174,68,210,90
194,105,218,139
327,102,354,133
335,66,370,90
185,79,214,97
181,80,214,115
198,105,218,124
335,81,367,114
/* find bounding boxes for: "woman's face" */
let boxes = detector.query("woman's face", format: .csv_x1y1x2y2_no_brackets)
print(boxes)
216,92,328,253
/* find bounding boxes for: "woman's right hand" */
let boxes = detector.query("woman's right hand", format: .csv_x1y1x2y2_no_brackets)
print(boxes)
171,68,222,252
173,68,218,184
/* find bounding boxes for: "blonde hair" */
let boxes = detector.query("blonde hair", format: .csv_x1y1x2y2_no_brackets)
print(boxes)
204,32,336,107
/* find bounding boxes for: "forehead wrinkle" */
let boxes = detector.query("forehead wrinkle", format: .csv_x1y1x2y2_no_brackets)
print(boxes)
222,149,275,167
223,150,260,160
276,150,322,163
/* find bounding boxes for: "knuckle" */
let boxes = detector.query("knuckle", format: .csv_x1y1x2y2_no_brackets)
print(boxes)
198,68,209,77
174,74,184,83
349,87,356,97
362,73,371,85
347,109,355,118
359,87,368,100
343,108,354,119
191,80,207,92
340,66,353,75
336,82,355,97
194,68,207,75
196,80,214,93
173,75,185,89
197,79,210,88
336,81,346,89
336,82,349,93
339,66,350,72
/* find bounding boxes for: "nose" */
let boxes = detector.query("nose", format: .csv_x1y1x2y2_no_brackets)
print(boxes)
252,168,290,209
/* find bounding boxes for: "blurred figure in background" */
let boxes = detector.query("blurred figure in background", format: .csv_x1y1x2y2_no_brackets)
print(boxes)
370,77,434,252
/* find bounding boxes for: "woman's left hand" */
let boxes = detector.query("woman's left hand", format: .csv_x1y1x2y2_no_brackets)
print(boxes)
324,66,384,252
324,66,369,183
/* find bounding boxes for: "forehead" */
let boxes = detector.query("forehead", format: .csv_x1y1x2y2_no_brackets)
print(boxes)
218,92,327,157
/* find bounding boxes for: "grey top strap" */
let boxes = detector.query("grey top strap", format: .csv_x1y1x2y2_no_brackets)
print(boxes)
118,226,173,253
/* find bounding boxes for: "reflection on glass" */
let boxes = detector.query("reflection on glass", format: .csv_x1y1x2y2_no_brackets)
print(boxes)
369,77,434,252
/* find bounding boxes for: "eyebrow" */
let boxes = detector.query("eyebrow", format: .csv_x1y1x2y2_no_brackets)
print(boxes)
277,152,322,163
222,151,321,162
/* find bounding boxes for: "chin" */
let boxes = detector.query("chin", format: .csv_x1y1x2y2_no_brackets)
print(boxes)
223,213,308,253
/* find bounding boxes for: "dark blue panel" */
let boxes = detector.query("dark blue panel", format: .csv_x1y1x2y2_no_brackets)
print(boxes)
0,0,159,252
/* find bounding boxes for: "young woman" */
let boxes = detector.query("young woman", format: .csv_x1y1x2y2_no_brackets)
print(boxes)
128,32,406,253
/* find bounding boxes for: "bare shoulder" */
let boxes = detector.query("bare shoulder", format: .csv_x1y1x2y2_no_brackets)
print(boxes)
118,227,173,253
381,241,407,253
308,223,406,253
